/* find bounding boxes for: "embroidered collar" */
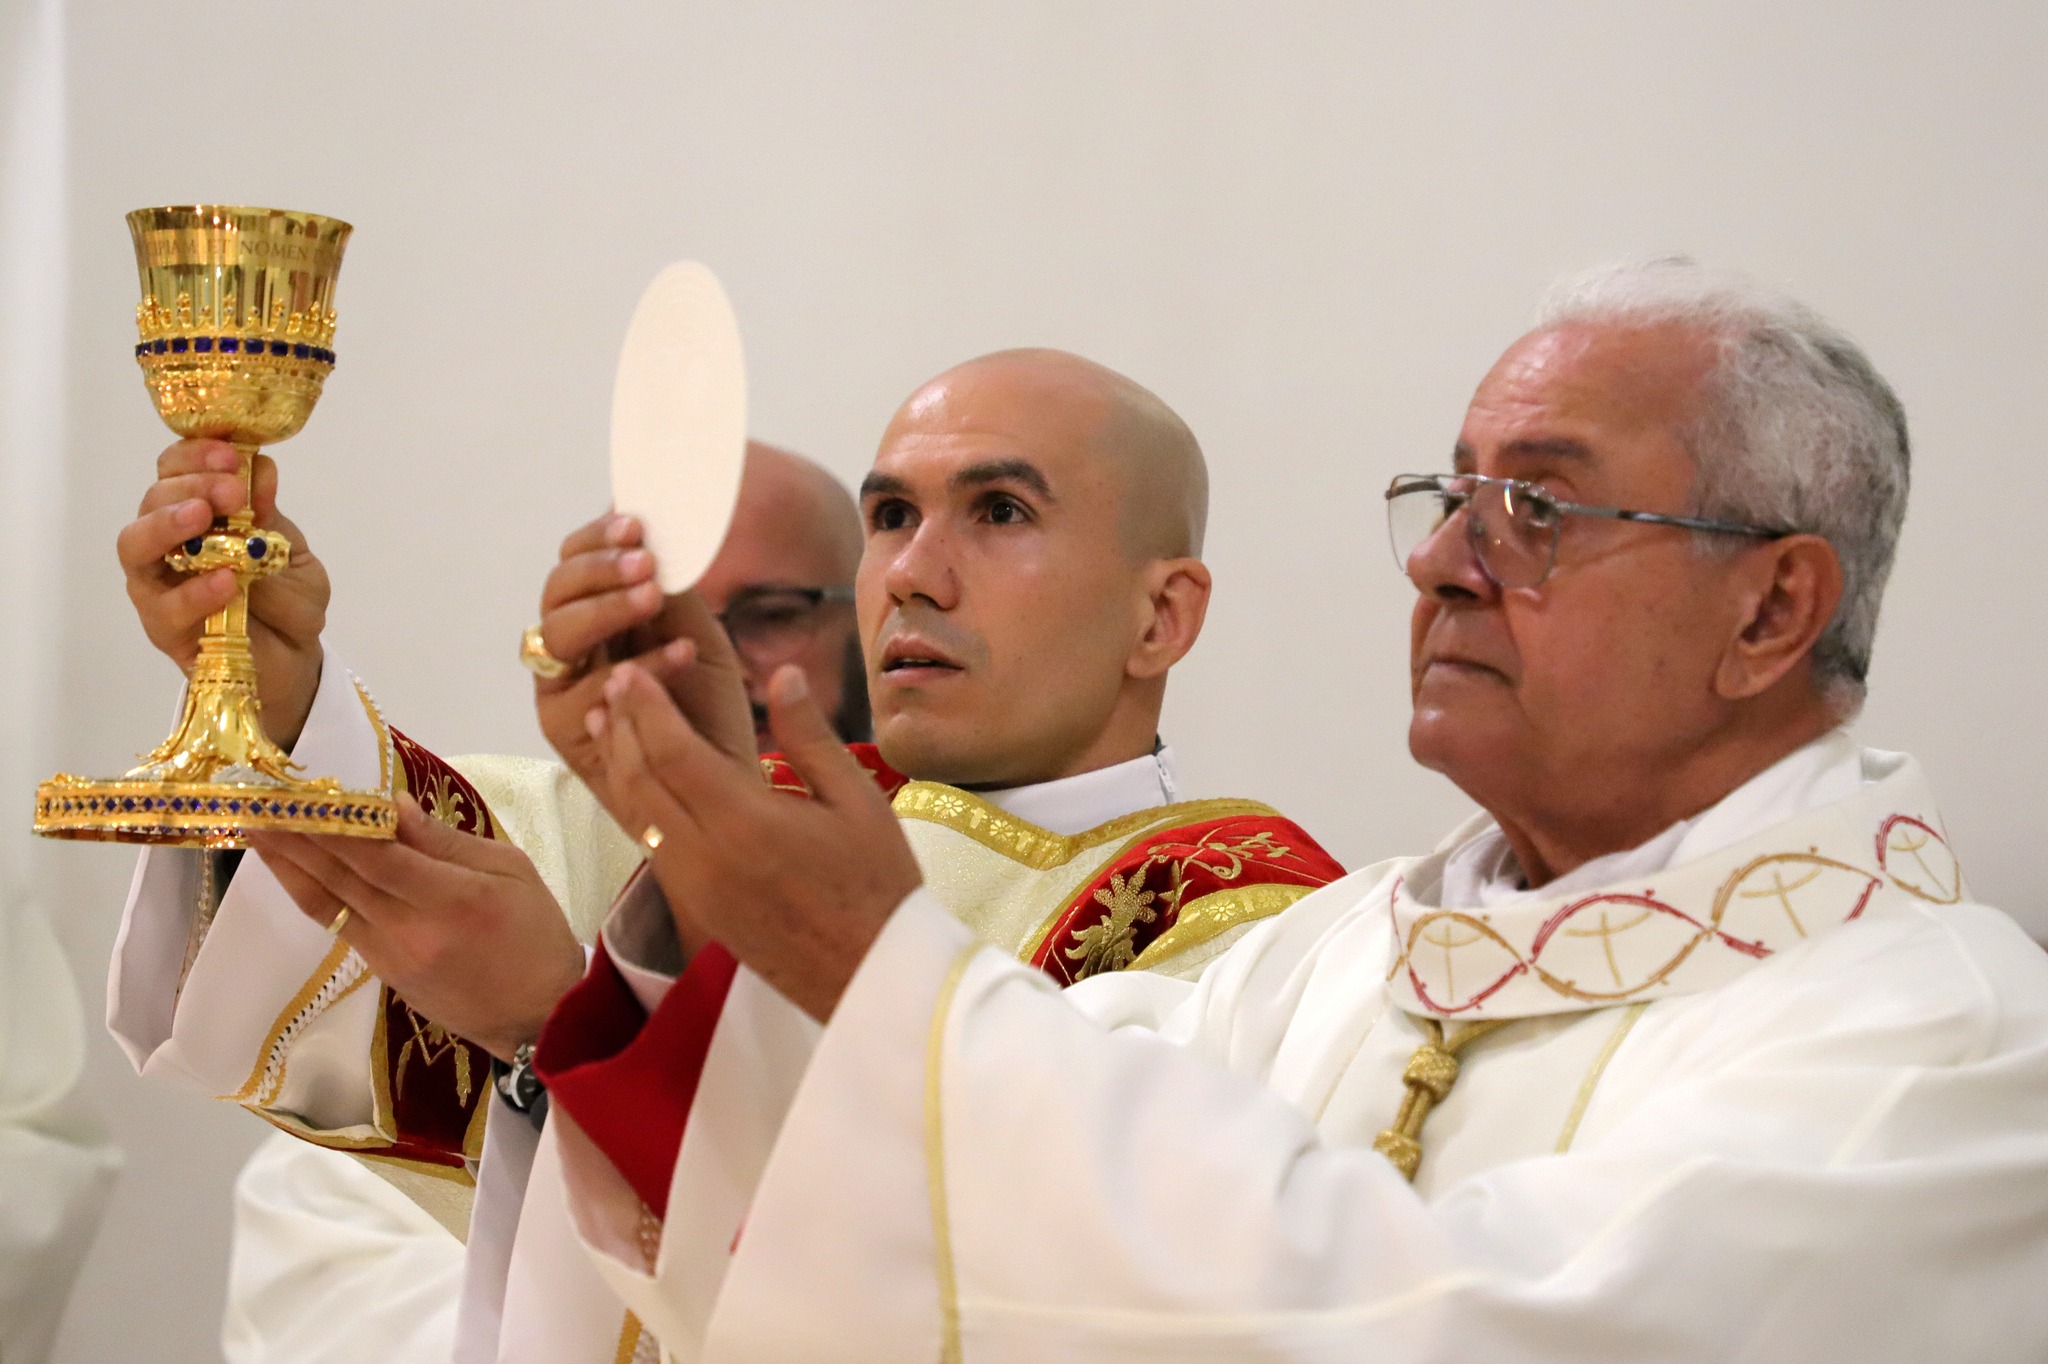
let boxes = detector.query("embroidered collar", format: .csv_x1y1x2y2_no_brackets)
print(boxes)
1385,751,1963,1019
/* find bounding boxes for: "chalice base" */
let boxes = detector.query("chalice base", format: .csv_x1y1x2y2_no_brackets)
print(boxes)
34,648,397,848
34,774,398,849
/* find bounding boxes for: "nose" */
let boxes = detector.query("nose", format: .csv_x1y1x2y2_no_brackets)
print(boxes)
1406,506,1497,605
881,517,961,611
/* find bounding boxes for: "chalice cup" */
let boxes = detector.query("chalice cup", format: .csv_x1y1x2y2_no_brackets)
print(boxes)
34,206,397,846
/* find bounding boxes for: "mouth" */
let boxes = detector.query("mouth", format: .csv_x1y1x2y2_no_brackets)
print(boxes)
879,635,965,683
1419,655,1510,685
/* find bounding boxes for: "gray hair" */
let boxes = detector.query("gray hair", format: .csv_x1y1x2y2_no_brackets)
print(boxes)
1535,258,1910,716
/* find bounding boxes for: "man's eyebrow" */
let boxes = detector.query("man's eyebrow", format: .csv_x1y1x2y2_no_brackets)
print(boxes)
1450,436,1594,472
1497,436,1593,462
858,472,911,500
951,458,1054,500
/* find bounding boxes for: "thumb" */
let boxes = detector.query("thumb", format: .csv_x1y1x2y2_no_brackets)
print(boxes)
763,666,864,806
394,791,482,862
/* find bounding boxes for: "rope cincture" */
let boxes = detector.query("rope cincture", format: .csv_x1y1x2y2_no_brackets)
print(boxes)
1372,1018,1511,1181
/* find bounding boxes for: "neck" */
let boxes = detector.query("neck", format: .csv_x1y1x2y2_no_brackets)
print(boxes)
1494,708,1838,889
958,684,1166,790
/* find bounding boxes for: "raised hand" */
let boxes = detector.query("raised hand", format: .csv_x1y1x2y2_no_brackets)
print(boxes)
593,660,921,1022
532,513,756,826
118,438,329,748
247,795,584,1063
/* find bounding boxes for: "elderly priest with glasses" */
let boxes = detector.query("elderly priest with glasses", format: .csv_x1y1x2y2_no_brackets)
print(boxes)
563,258,2048,1362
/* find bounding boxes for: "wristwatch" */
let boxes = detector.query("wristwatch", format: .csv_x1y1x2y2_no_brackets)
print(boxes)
492,1041,549,1132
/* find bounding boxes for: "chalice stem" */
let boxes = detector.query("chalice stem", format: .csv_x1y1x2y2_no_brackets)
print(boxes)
130,443,296,783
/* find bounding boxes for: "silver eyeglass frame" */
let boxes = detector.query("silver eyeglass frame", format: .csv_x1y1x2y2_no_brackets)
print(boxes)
1385,472,1790,589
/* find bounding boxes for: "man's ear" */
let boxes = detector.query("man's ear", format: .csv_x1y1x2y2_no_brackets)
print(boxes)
1714,534,1844,701
1128,558,1212,681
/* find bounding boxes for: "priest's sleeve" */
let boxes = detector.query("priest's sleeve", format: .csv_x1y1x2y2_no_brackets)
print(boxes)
105,660,637,1228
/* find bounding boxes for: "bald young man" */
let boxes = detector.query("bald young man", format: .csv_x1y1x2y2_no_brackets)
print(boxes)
107,440,868,1364
436,348,1342,1362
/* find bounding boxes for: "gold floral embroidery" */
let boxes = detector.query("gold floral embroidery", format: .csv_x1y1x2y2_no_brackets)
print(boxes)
1062,831,1308,969
1065,872,1160,979
394,1005,474,1106
411,767,480,830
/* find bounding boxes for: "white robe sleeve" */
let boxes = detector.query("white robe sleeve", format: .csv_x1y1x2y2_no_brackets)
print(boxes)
105,662,392,1131
671,889,2048,1363
224,1132,461,1364
0,893,120,1364
103,660,640,1363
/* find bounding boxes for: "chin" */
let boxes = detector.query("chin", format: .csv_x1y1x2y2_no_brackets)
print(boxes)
875,716,967,785
1408,705,1486,780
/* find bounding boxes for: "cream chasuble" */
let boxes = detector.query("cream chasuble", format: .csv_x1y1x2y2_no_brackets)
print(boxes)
526,748,1342,1364
568,735,2048,1362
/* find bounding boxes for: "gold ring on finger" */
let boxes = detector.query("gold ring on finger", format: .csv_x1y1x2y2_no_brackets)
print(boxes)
326,905,353,936
520,624,583,681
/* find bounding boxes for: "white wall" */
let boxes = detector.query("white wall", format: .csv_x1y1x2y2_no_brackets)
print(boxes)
47,3,2048,1357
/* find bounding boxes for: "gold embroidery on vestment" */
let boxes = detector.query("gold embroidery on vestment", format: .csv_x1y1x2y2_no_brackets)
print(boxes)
230,938,365,1105
925,943,980,1364
1131,882,1314,971
892,783,1281,872
1065,871,1158,978
1555,1003,1649,1153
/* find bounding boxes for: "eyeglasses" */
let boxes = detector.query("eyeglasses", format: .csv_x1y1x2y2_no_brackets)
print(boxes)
1384,473,1788,590
716,585,854,666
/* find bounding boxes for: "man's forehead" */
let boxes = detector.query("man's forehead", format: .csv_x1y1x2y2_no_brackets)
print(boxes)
870,379,1115,492
1458,322,1715,466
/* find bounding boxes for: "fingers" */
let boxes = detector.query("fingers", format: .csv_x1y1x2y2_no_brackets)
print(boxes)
539,579,665,668
288,798,500,908
602,662,746,825
249,835,350,923
154,438,241,481
763,666,869,807
118,496,216,575
130,567,237,639
247,833,399,962
558,513,642,561
249,453,279,524
389,793,519,874
598,668,703,848
540,546,657,611
143,440,245,523
250,830,399,920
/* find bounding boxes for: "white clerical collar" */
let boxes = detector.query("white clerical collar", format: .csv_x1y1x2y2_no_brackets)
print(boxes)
1439,729,1868,911
975,745,1181,837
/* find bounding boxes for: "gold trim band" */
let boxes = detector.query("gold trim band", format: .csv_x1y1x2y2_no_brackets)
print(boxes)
35,775,397,848
924,943,980,1364
892,782,1281,873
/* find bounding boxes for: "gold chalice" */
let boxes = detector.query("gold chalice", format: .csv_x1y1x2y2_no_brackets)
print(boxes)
34,206,397,846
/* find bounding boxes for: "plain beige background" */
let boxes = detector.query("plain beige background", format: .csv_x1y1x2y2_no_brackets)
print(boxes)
25,3,2044,1359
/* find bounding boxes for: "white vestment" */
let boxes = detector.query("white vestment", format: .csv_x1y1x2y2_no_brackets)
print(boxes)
0,894,119,1363
566,733,2048,1362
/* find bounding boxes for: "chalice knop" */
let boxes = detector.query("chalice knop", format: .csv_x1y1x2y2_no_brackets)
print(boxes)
34,206,397,846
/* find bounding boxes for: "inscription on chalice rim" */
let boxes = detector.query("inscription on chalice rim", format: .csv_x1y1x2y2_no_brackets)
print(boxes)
137,228,341,271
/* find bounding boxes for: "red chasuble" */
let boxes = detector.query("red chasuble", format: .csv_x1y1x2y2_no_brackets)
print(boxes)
539,747,1345,1217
